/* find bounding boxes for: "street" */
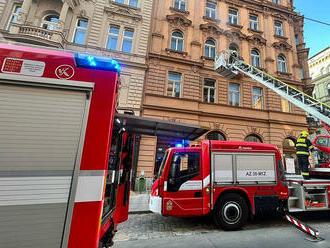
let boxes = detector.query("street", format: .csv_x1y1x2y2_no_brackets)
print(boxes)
113,212,330,248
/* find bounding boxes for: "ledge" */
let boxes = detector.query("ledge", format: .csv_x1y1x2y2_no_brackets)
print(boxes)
274,34,288,40
203,16,220,24
276,71,292,77
169,7,190,15
201,56,215,61
165,48,188,57
227,23,243,29
247,28,263,34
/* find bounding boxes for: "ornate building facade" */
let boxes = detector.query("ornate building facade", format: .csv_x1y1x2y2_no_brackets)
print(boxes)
137,0,312,178
0,0,153,115
308,46,330,137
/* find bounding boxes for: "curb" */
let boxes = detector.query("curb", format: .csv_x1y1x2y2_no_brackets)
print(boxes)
129,210,152,215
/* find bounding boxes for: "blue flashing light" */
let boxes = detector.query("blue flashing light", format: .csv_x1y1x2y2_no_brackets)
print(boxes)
74,53,121,72
175,143,183,148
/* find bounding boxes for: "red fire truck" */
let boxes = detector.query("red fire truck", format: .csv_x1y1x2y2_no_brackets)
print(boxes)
0,43,209,247
0,43,132,248
150,140,330,230
150,50,330,231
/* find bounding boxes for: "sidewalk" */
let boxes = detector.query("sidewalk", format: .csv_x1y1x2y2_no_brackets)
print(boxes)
129,191,151,214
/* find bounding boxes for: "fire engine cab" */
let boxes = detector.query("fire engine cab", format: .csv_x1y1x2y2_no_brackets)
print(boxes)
150,140,330,230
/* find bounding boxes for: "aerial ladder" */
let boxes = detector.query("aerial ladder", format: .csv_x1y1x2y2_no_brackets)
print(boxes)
214,50,330,125
215,51,329,241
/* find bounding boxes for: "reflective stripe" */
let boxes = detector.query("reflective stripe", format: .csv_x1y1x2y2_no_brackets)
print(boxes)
297,151,309,155
296,143,307,147
302,172,310,176
75,170,106,203
309,145,314,149
297,138,306,143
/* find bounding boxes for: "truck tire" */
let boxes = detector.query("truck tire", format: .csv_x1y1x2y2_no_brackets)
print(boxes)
213,193,248,231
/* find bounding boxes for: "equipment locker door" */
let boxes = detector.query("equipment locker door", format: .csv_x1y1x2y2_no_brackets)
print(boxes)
163,151,203,216
0,81,91,248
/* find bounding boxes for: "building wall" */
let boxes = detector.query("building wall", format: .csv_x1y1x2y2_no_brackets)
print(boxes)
137,0,312,179
0,0,153,116
308,47,330,105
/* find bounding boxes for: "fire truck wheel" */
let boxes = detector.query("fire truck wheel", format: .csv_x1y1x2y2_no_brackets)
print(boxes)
213,193,248,231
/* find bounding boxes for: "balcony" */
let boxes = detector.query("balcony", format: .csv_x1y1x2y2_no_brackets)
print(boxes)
2,23,66,48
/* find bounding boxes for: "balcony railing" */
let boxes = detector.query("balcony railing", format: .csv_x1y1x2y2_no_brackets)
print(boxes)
6,23,65,48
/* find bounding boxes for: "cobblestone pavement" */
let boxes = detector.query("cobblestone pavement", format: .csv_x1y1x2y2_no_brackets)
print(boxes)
114,213,217,242
113,211,330,244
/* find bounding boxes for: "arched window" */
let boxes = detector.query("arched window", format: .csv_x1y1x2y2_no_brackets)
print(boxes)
244,134,263,143
251,49,260,67
42,14,59,30
206,131,226,141
171,31,184,51
205,39,216,58
229,43,239,54
277,55,287,73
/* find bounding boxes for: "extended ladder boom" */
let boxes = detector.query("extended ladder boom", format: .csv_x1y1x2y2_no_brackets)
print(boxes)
215,50,330,125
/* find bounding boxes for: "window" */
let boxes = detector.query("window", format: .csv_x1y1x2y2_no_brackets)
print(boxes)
107,25,120,50
114,0,138,7
272,0,280,4
229,83,240,106
205,39,216,58
129,0,138,7
274,21,283,36
174,0,186,11
168,152,200,192
295,35,299,45
171,31,184,51
282,99,292,113
229,9,238,25
7,5,21,30
206,131,226,140
278,55,287,73
245,135,262,143
251,49,261,68
167,72,181,97
73,19,88,45
204,79,215,103
206,1,216,19
300,68,304,79
249,15,258,30
253,87,263,109
42,14,59,30
327,84,330,96
122,28,134,53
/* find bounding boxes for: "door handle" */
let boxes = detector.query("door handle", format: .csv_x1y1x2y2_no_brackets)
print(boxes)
194,191,202,198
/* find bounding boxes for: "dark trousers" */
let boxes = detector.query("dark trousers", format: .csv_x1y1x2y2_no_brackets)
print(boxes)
297,155,310,179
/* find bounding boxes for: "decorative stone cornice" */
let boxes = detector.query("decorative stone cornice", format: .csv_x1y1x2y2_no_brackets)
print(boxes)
247,34,266,46
199,23,223,36
191,41,202,47
169,7,190,16
272,41,292,51
152,32,164,39
166,14,192,28
105,6,142,22
223,29,247,40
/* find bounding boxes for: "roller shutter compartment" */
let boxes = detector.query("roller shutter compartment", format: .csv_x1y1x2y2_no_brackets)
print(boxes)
0,83,89,248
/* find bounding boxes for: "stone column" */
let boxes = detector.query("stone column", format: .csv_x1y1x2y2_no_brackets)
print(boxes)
18,0,32,24
58,1,70,31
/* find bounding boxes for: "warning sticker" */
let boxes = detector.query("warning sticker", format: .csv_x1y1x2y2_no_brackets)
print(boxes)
1,58,45,77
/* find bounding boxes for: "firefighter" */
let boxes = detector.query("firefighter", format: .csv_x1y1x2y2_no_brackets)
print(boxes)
295,131,314,179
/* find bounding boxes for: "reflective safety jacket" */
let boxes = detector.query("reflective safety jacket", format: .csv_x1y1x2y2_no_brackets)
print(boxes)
295,136,314,156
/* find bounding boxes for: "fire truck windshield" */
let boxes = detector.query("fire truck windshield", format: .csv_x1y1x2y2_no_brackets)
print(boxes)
157,151,169,179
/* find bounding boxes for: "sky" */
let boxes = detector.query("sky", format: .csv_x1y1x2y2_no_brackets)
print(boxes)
294,0,330,58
